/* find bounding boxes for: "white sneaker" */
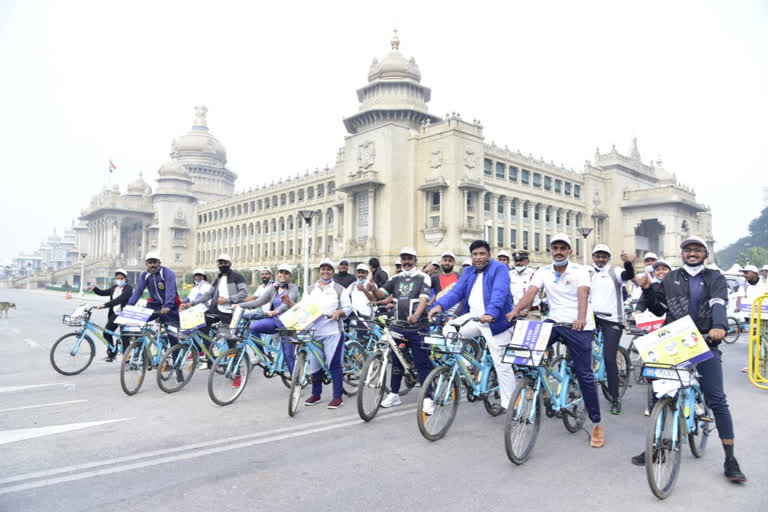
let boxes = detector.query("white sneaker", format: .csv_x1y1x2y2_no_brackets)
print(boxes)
643,408,650,416
422,397,435,415
381,392,401,408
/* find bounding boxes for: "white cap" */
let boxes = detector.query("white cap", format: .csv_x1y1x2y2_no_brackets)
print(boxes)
550,233,572,248
277,264,292,273
395,258,402,265
338,258,350,265
643,252,658,261
145,251,161,261
356,263,370,273
192,268,206,276
592,244,611,256
114,268,128,277
762,265,768,271
399,247,417,257
462,258,472,266
440,251,456,260
741,264,759,273
259,266,272,274
318,259,335,270
679,236,708,250
497,250,511,259
652,259,672,270
216,253,232,262
430,260,440,267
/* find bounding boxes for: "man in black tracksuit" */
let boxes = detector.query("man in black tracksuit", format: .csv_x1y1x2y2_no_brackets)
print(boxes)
632,236,746,483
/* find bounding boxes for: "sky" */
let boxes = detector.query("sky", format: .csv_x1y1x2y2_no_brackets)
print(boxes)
1,0,766,262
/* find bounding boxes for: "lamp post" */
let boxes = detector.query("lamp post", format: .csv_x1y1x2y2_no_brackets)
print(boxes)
298,210,317,295
79,252,87,297
576,227,593,266
744,242,752,265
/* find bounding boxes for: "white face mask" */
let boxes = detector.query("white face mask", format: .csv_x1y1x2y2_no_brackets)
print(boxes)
513,265,527,272
115,279,126,286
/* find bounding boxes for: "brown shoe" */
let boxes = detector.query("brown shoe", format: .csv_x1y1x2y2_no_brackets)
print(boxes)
591,425,605,448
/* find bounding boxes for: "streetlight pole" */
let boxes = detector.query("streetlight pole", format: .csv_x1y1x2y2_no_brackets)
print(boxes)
576,227,593,266
79,252,87,297
298,210,316,295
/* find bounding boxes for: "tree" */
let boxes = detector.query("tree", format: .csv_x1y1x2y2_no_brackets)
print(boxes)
716,207,768,267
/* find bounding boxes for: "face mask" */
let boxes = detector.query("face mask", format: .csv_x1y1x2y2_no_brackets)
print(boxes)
357,279,366,285
319,277,333,284
402,267,418,277
683,264,704,277
593,262,606,270
115,279,126,286
218,266,231,275
746,277,759,286
553,256,569,267
278,282,288,289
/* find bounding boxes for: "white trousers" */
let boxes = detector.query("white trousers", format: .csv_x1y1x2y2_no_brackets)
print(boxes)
443,313,516,407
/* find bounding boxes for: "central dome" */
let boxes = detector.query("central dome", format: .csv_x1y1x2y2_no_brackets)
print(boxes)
367,30,422,83
171,105,227,164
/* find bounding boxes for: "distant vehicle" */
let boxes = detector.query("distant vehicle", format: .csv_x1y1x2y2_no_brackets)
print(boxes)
726,276,744,294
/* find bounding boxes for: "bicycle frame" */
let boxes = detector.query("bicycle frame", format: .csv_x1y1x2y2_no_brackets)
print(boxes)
515,357,580,420
592,328,607,382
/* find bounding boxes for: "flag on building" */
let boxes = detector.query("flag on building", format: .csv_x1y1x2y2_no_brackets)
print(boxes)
109,160,117,173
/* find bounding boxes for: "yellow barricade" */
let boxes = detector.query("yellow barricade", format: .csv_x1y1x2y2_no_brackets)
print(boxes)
748,294,768,390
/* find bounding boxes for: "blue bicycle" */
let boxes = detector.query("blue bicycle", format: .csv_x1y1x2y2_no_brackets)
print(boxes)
119,321,172,396
51,305,125,375
592,313,631,402
503,323,588,465
156,323,228,394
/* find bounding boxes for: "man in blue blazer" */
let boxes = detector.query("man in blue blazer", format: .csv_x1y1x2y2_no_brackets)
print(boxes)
428,240,515,408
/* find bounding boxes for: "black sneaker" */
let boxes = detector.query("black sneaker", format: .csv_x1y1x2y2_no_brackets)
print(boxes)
611,400,622,415
724,457,747,483
176,370,185,384
631,452,646,466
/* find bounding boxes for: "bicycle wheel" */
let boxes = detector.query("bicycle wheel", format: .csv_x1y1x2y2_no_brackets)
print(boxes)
646,397,684,499
417,366,461,442
120,341,148,396
561,371,587,433
600,346,631,401
208,348,251,406
504,379,542,465
722,317,740,344
357,350,386,422
342,341,365,397
483,367,504,416
288,351,308,417
50,333,95,376
689,392,714,458
157,343,198,393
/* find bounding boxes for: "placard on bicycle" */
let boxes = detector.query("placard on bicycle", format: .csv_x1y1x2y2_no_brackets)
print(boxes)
502,320,553,367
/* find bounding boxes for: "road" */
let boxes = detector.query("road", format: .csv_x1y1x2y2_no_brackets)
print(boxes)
0,289,765,511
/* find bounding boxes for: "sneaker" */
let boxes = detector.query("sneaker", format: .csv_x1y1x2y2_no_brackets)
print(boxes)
422,397,435,415
327,398,343,409
724,457,747,483
643,408,650,416
610,400,622,415
232,375,242,389
304,395,322,406
631,452,646,466
590,425,605,448
381,393,402,408
176,370,185,384
103,355,115,362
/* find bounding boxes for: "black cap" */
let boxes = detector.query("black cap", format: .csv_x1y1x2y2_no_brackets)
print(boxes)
512,250,529,261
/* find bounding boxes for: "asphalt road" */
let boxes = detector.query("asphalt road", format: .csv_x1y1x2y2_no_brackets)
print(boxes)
0,289,765,512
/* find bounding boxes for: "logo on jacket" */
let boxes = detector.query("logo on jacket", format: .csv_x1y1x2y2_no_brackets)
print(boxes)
158,282,165,290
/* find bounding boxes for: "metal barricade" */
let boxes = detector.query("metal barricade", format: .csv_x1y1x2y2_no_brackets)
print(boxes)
747,294,768,390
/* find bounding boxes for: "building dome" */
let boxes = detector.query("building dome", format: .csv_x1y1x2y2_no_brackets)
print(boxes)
158,160,191,179
170,105,227,164
127,172,149,195
367,30,421,83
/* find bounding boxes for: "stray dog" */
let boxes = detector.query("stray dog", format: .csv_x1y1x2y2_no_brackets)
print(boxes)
0,302,16,318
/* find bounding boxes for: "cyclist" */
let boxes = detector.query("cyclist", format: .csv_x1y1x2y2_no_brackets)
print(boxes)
761,265,768,282
368,257,389,287
428,240,516,409
346,263,375,318
643,252,658,274
89,268,133,361
632,236,746,482
736,265,764,312
635,260,671,314
246,267,274,315
497,250,511,268
239,264,300,372
509,250,541,320
363,247,433,411
588,244,635,415
507,233,605,448
429,251,461,315
333,258,357,288
128,253,180,328
183,269,213,308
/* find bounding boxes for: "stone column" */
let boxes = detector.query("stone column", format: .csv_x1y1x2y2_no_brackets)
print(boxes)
368,187,375,249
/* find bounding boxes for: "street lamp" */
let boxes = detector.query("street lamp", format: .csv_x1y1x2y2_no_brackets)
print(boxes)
744,242,752,265
576,227,593,266
79,252,87,297
298,210,317,295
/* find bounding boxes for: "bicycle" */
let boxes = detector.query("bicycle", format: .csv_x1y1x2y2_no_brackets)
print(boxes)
155,323,228,393
50,305,126,375
416,316,503,441
640,362,715,499
207,323,294,406
592,312,631,402
503,323,588,465
722,315,741,344
119,321,173,396
282,328,366,417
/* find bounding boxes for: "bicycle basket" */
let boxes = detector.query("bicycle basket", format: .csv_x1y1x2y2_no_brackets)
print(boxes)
276,329,314,344
120,324,147,337
61,314,85,327
502,343,548,367
421,332,465,354
641,363,695,385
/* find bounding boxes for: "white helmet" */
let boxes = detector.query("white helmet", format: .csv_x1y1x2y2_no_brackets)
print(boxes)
114,268,128,277
145,252,161,262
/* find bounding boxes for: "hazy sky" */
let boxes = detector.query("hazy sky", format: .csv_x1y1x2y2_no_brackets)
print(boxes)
1,0,766,262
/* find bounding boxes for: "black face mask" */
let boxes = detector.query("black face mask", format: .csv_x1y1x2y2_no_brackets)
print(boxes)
278,282,288,289
218,266,231,275
747,277,759,286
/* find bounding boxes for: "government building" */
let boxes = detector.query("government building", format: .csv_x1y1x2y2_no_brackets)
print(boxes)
11,31,714,288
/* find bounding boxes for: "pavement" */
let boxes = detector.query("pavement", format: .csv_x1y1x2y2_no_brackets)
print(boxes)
0,289,765,512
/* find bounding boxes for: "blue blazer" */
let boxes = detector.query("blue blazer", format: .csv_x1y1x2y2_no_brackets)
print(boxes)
435,260,514,335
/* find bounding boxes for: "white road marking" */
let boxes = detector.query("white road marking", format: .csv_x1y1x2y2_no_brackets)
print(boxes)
0,399,88,413
0,418,131,446
0,407,416,494
24,338,39,349
0,383,75,394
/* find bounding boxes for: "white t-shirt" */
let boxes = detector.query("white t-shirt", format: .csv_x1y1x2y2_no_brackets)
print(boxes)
530,263,593,326
217,275,232,314
309,282,352,337
739,278,767,306
509,266,541,307
468,272,485,317
253,282,273,314
589,265,627,322
347,281,374,318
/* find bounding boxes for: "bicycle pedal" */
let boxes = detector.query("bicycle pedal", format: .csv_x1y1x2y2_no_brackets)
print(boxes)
699,415,714,423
